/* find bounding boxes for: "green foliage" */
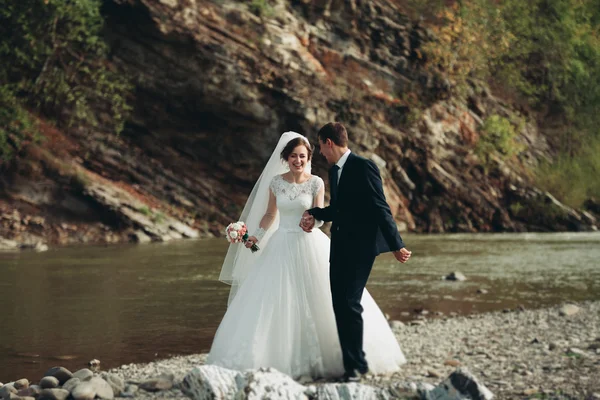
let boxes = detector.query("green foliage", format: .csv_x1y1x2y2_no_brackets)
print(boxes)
138,206,152,217
137,206,166,224
495,0,600,147
417,0,600,206
249,0,273,17
0,86,40,163
535,137,600,208
152,211,165,224
419,0,600,134
509,201,524,217
0,0,131,143
475,115,525,168
421,0,514,98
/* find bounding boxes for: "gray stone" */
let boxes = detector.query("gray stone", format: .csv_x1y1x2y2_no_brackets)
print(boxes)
38,388,70,400
100,373,124,396
12,380,28,390
445,272,467,281
71,382,95,400
120,384,138,398
62,378,81,393
567,347,588,357
427,369,444,378
72,369,93,381
88,377,113,399
425,368,493,400
39,377,60,389
43,367,73,385
559,304,580,316
139,376,173,392
390,320,405,329
0,384,17,398
17,386,41,398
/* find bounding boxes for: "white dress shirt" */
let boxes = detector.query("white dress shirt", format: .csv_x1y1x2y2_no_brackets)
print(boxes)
335,149,352,183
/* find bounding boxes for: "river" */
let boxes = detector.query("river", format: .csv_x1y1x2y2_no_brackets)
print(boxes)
1,232,599,382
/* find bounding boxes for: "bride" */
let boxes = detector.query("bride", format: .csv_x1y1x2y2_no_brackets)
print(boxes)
206,132,406,379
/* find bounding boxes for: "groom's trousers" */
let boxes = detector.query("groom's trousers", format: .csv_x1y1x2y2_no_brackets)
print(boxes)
330,250,377,375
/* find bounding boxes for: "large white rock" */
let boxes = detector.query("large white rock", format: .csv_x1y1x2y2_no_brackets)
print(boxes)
316,382,391,400
182,366,307,400
234,368,307,400
182,365,240,400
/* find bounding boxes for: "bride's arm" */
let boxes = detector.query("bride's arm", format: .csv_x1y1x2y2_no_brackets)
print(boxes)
245,190,277,247
307,181,333,221
311,185,325,228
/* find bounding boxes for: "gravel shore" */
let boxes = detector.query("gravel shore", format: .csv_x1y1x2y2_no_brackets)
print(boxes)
5,302,594,399
98,301,600,399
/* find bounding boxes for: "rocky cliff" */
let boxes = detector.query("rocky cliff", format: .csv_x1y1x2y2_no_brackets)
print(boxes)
1,0,597,250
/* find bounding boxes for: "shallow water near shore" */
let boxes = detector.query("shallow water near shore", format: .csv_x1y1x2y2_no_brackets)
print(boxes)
1,231,599,383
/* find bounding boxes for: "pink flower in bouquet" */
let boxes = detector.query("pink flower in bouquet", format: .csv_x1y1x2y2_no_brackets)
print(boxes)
225,221,259,252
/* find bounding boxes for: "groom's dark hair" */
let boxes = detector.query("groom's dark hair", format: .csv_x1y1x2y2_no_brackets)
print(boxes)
317,122,348,147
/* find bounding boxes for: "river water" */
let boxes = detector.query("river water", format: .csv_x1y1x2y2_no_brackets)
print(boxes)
1,232,599,382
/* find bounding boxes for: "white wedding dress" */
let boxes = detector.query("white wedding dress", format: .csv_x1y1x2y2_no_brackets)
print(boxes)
207,175,406,379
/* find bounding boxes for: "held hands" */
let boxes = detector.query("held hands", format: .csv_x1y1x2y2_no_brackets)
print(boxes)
393,248,412,263
300,211,315,233
245,236,258,249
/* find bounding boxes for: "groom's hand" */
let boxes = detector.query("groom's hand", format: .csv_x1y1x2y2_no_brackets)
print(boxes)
393,248,412,263
245,236,259,248
300,211,315,232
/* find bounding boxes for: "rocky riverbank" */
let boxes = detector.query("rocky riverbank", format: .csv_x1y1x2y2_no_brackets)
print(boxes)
2,301,598,399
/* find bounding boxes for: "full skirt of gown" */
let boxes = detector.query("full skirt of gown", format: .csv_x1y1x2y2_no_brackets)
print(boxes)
207,228,406,379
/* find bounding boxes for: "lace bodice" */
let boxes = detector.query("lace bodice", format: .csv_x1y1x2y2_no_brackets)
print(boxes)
270,175,324,231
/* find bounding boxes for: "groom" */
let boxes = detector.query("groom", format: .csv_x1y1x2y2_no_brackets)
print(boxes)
301,122,411,382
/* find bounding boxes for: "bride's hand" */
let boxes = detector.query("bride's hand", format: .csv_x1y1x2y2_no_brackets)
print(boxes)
300,211,315,232
245,236,258,248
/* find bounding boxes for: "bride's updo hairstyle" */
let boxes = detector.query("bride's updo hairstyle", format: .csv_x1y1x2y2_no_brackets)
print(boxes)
280,137,313,161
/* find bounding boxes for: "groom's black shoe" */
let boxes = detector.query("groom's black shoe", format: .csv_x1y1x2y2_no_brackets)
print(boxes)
342,369,367,383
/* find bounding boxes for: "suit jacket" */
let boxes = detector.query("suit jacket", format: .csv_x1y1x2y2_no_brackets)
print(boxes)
308,152,404,262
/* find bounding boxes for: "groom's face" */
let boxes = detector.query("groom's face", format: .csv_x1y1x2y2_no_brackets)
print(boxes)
319,138,335,165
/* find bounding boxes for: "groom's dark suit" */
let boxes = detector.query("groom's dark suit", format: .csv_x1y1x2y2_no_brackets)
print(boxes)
308,151,405,375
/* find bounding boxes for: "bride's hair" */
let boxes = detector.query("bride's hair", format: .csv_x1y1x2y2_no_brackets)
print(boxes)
280,137,313,161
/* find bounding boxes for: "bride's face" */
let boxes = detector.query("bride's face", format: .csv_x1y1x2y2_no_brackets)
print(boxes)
287,145,310,173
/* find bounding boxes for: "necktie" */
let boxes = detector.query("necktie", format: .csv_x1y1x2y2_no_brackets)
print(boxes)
329,164,340,205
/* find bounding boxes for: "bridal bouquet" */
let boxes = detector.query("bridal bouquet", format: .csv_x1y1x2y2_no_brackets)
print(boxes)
225,221,259,253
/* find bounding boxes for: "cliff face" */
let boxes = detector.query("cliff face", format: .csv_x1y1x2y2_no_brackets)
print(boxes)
0,0,597,250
